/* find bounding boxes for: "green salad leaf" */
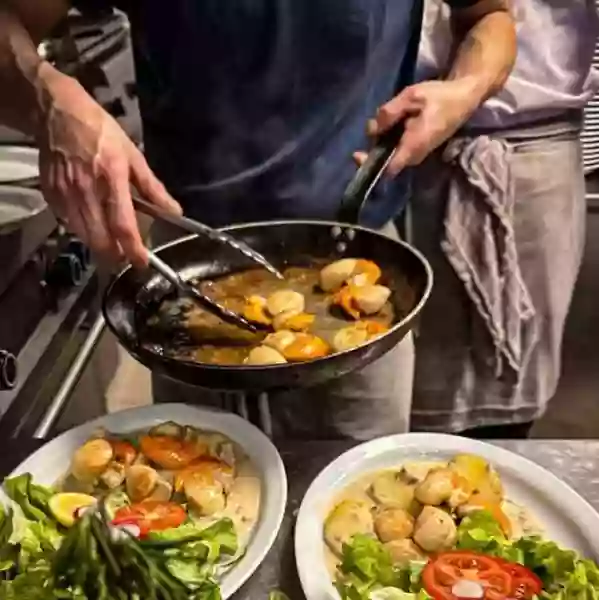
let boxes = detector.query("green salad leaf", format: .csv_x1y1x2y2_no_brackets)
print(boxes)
335,535,430,600
3,474,54,523
457,509,599,598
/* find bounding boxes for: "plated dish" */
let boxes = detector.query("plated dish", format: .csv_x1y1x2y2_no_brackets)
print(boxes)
0,404,287,599
296,434,599,600
141,258,395,366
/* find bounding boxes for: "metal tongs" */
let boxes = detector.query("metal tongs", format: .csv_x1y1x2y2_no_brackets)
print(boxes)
133,195,283,332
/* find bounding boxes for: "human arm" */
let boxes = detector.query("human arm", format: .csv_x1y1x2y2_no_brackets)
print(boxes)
0,1,180,266
356,0,517,174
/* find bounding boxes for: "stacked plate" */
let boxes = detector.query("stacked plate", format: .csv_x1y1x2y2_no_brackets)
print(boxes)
582,27,599,173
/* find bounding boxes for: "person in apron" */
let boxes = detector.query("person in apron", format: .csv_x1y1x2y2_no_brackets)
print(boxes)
0,0,516,439
410,0,599,438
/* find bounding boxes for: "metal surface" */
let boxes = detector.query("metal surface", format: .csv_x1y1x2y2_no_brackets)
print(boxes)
133,195,283,280
33,314,106,439
147,250,257,332
103,220,433,392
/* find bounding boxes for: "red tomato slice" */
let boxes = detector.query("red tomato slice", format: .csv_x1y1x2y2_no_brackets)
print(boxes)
423,551,513,600
113,501,186,534
497,560,543,598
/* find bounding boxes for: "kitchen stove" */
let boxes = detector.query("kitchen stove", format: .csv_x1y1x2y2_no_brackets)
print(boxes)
0,8,140,439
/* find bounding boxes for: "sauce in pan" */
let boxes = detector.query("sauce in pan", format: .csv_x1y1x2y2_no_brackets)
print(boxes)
141,264,396,366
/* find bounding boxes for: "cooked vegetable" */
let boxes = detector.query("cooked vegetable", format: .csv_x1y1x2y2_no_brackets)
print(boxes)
110,439,138,466
324,500,374,556
3,473,53,523
139,434,204,470
413,506,457,553
266,289,305,316
149,421,185,438
281,333,330,361
71,438,114,483
243,294,271,325
126,464,159,502
272,310,315,332
370,472,416,511
244,345,287,365
113,500,186,535
375,508,415,542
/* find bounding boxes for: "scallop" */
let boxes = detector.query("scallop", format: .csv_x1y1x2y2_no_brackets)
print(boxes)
72,438,114,483
369,472,415,511
352,285,391,315
319,259,358,292
415,468,455,506
384,539,425,566
184,476,226,516
145,478,173,502
126,464,158,502
100,462,126,489
324,500,374,556
266,290,305,316
273,310,315,332
374,507,414,542
244,346,287,365
413,506,457,552
263,330,297,353
332,325,370,353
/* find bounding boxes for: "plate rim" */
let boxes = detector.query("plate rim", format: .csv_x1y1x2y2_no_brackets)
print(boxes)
3,403,287,599
294,432,599,600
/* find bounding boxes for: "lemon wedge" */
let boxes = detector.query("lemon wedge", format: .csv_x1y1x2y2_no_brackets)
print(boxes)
49,492,97,527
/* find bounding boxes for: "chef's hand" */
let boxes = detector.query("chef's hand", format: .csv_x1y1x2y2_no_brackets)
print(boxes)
354,79,479,175
37,67,181,267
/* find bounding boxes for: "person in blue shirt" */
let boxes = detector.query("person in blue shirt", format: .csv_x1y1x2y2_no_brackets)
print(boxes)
0,0,515,439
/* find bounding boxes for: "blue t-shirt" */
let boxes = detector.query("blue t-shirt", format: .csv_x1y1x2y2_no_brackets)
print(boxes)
77,0,473,227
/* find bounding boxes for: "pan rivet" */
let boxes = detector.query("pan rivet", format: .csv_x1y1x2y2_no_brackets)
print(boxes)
331,226,342,239
336,242,347,253
345,228,356,241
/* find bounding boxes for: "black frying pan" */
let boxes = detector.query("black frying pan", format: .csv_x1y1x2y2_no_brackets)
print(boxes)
102,219,432,392
103,114,433,392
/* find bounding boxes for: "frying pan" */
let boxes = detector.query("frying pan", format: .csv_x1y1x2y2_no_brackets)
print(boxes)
102,218,432,392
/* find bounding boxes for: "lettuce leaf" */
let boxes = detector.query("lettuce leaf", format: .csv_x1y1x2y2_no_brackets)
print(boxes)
3,474,54,523
335,535,429,600
458,510,599,598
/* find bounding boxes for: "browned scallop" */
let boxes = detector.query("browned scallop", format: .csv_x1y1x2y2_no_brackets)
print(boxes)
71,438,114,483
126,464,158,502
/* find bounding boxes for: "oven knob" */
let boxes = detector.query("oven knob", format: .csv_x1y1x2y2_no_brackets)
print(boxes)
66,238,91,270
49,253,83,288
0,350,17,391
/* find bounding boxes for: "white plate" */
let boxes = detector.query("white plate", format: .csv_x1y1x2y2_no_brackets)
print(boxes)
0,146,39,183
0,186,47,233
1,403,287,599
295,433,599,600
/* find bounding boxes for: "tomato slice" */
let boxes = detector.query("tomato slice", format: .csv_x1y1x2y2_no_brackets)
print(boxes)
140,435,204,469
113,501,186,535
497,560,542,599
423,551,512,600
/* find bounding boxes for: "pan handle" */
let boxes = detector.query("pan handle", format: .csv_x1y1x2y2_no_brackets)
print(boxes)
337,121,405,225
